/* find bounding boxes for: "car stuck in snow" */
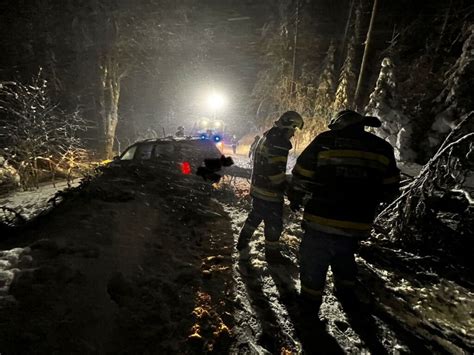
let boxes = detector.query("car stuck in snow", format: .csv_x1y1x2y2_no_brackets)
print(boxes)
110,137,222,172
107,137,251,182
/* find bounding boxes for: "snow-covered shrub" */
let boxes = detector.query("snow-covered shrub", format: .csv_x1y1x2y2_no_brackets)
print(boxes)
0,70,85,189
0,156,20,194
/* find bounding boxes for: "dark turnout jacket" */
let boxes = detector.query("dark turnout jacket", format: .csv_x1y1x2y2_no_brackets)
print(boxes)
250,127,291,202
290,128,400,237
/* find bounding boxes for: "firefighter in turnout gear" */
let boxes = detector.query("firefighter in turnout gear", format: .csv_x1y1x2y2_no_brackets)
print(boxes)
289,109,400,312
237,111,304,252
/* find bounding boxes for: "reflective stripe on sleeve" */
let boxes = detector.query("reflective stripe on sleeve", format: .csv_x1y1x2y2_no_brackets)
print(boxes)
273,145,290,151
269,156,287,164
291,176,315,193
317,157,387,171
318,150,390,166
268,172,286,184
250,186,284,202
293,163,315,178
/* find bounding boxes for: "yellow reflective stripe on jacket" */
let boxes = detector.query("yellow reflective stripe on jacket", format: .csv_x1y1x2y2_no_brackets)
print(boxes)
317,156,387,171
304,213,372,231
269,156,287,163
251,186,280,197
318,150,390,166
383,175,401,184
291,176,314,192
250,186,284,201
274,144,290,151
268,172,286,184
293,163,315,178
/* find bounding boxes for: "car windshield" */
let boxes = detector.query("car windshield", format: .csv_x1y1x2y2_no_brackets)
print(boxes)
120,145,137,160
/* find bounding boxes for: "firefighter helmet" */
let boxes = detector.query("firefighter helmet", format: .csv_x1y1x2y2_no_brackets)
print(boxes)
328,110,381,130
275,111,304,130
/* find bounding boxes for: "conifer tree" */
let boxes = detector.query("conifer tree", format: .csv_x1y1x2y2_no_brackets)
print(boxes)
365,57,416,161
333,35,357,112
430,24,474,149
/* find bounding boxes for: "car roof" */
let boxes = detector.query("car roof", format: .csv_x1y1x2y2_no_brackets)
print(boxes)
132,137,208,145
119,137,221,160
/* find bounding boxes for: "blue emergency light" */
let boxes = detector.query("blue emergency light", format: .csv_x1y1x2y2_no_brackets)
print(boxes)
213,135,221,142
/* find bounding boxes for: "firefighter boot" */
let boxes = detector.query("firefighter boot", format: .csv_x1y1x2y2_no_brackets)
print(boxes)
335,280,373,312
265,240,291,264
296,290,325,331
237,222,256,251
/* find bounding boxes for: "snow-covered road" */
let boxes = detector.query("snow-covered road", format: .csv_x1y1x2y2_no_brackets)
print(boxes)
225,154,472,354
0,155,472,354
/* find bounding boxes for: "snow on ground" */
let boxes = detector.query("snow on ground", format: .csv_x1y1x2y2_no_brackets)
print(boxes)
0,180,78,221
0,247,29,304
223,188,411,353
0,164,236,354
226,152,252,170
0,181,78,307
0,153,472,353
226,155,472,353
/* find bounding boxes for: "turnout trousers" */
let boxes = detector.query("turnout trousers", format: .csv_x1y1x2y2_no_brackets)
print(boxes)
237,197,283,249
299,226,358,309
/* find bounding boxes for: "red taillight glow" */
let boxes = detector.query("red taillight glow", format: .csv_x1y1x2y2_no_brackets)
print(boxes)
180,161,191,175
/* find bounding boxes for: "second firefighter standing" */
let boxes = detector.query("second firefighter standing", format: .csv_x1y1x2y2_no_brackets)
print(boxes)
288,109,401,313
237,111,304,251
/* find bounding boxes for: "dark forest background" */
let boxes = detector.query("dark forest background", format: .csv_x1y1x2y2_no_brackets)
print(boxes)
0,0,472,161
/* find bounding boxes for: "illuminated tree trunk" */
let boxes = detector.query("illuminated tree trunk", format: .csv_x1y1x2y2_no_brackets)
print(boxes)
99,54,122,159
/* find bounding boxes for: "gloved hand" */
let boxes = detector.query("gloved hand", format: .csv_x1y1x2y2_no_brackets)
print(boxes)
289,200,301,212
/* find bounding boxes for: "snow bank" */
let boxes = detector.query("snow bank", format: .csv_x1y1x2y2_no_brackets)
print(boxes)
0,247,29,303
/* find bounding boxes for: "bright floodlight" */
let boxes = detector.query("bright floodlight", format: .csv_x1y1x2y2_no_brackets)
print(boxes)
207,92,226,110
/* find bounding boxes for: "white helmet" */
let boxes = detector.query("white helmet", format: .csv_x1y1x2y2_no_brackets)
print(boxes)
275,111,304,130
